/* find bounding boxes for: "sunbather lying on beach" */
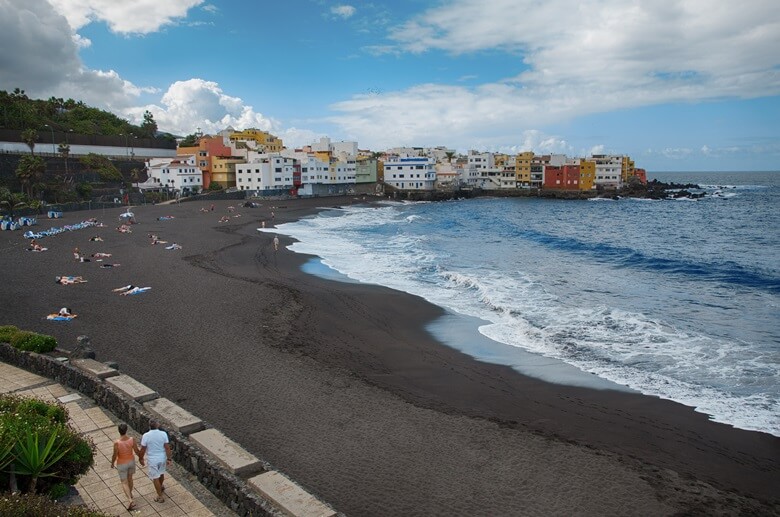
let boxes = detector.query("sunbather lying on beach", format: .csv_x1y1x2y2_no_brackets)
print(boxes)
73,247,90,262
26,239,47,252
117,224,132,233
99,263,121,268
47,308,77,321
89,236,104,241
56,275,87,285
113,285,151,295
165,243,182,250
219,216,230,223
92,252,112,258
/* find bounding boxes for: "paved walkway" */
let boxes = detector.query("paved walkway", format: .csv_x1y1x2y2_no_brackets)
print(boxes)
0,362,231,516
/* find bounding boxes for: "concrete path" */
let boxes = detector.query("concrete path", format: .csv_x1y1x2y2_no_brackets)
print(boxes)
0,362,231,517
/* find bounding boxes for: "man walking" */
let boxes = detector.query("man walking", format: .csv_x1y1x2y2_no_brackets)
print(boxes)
138,419,172,503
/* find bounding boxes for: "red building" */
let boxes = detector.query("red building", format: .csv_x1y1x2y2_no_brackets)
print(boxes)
633,168,648,184
543,164,581,190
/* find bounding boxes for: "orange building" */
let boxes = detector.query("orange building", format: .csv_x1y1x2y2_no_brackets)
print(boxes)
632,168,648,184
543,165,581,190
177,135,232,189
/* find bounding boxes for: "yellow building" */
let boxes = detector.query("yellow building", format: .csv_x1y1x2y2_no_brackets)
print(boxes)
210,156,245,189
229,129,284,153
515,151,534,186
494,153,510,168
621,156,635,183
579,160,596,191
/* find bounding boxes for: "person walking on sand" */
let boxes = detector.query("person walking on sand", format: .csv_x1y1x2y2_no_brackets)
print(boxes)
273,235,280,252
138,419,172,503
110,423,144,511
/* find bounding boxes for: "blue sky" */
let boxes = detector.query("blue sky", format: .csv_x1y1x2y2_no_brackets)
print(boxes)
1,0,779,171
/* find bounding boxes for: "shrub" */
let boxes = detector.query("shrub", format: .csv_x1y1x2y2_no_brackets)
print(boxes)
0,325,19,343
0,394,94,496
0,492,109,516
10,331,57,353
47,481,69,500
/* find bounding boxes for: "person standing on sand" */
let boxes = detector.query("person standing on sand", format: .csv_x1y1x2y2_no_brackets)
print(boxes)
138,419,172,503
273,235,280,251
110,423,143,511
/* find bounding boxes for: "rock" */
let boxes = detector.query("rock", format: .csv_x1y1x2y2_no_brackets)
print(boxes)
71,335,96,359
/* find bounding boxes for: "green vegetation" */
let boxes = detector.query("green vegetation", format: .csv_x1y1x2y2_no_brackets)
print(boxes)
78,154,122,182
178,133,199,147
0,394,95,498
0,325,19,343
0,88,147,137
0,327,57,353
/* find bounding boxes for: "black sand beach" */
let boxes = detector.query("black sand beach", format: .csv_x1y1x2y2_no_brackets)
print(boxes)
1,198,778,516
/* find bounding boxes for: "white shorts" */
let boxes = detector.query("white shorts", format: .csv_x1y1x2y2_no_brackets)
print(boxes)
148,460,167,480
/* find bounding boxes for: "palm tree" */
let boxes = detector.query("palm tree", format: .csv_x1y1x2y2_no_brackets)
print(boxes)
58,142,71,185
16,155,45,198
445,151,455,163
130,167,142,190
20,128,38,156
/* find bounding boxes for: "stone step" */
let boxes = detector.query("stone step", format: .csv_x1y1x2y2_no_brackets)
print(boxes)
144,397,204,435
105,374,158,403
71,358,120,379
189,428,263,477
248,470,336,517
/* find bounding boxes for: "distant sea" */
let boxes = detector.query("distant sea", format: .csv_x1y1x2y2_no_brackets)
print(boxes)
272,171,780,436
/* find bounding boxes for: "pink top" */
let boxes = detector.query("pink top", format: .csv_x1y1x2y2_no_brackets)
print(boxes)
115,437,135,464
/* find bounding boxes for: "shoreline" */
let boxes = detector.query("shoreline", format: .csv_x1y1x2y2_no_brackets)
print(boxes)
1,197,777,515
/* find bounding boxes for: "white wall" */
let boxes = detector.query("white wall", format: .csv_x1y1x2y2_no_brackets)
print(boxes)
0,142,176,158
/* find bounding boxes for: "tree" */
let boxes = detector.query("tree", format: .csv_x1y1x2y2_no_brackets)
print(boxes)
16,155,45,197
141,110,157,138
58,142,72,186
20,128,37,155
445,151,455,163
178,133,198,147
130,167,143,190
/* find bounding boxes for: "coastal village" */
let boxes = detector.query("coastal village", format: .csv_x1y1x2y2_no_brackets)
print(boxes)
142,128,648,198
0,123,647,201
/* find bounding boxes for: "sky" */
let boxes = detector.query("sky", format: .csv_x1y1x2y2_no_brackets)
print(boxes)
1,0,779,171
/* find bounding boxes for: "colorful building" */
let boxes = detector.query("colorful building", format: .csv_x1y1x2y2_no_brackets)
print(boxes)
210,156,245,189
543,164,581,190
229,129,283,153
177,135,232,190
515,151,534,187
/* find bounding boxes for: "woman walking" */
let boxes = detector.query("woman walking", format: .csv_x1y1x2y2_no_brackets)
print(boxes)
110,423,144,511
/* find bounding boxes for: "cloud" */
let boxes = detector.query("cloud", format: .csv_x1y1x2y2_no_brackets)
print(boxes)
0,0,81,93
330,5,356,20
333,0,780,151
124,79,278,136
48,0,204,34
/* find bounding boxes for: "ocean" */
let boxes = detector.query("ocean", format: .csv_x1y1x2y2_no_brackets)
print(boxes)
270,171,780,437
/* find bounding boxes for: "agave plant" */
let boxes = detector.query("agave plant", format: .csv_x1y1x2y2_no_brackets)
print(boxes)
9,428,73,493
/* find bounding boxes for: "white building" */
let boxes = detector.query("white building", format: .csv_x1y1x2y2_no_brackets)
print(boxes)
383,156,436,191
141,155,202,194
591,154,623,188
235,154,295,191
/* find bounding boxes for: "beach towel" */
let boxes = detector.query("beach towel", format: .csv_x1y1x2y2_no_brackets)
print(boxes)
47,313,77,321
25,247,48,252
123,287,151,295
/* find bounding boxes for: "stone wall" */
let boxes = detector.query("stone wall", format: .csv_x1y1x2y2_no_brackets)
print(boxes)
0,343,280,516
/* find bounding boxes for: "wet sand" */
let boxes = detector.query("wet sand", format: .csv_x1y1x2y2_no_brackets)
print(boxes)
1,197,777,516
